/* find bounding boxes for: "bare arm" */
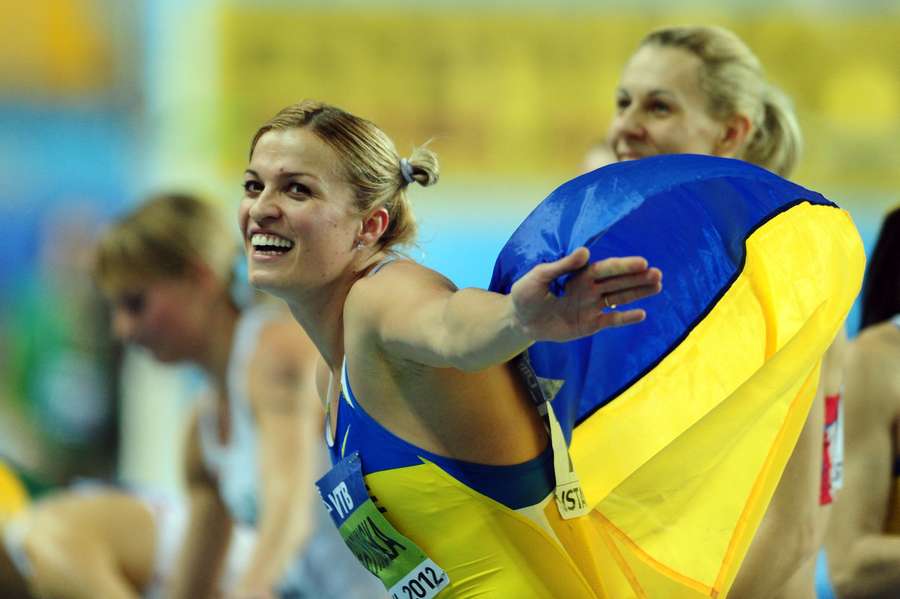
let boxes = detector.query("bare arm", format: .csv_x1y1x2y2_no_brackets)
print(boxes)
28,542,140,599
826,334,900,599
361,249,662,372
22,496,150,599
168,411,234,599
232,318,322,598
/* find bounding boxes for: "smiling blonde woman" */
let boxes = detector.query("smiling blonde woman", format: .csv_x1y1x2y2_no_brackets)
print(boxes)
240,100,663,598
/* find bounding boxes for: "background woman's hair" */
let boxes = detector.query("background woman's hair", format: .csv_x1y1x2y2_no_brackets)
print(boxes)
94,192,237,294
860,206,900,330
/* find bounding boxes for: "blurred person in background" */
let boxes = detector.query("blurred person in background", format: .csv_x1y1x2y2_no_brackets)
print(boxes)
824,206,900,599
241,100,663,597
95,193,381,599
0,454,253,599
604,24,848,599
1,204,120,484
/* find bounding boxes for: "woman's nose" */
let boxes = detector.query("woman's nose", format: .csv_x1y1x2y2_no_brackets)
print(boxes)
248,189,282,223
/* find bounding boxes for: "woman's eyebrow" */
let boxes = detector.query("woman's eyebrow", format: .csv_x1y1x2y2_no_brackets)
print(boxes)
244,168,321,182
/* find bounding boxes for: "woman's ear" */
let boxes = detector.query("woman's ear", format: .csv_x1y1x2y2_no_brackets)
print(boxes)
356,207,390,248
714,113,753,157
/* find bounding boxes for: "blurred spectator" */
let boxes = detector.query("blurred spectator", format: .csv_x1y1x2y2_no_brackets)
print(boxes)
1,202,119,484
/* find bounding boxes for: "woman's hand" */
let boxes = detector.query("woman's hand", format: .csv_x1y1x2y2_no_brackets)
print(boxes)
510,247,662,342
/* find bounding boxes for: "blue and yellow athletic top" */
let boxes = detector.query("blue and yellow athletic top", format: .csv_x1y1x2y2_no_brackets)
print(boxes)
327,359,620,598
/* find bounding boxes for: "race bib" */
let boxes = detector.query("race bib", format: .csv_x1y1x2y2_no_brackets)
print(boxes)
316,452,450,598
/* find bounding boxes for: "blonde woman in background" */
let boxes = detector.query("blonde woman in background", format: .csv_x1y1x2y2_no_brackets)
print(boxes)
604,25,848,599
95,193,381,599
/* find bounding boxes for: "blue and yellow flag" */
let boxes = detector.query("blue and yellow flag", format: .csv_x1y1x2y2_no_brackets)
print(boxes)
489,154,864,598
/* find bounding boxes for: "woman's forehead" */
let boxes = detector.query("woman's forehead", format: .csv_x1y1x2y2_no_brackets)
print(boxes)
621,45,703,96
250,128,341,179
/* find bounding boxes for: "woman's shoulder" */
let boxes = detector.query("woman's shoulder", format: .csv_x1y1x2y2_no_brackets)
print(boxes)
348,257,456,308
845,322,900,408
853,320,900,358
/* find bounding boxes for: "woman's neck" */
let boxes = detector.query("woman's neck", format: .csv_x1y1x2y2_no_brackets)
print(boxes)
285,281,349,373
285,251,387,372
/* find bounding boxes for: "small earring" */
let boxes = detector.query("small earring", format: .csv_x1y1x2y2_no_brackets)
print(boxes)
353,239,364,250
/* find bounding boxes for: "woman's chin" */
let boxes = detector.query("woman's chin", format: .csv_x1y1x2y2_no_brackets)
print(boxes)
248,272,290,297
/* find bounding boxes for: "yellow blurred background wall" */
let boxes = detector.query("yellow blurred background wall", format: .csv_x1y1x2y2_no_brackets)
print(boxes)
217,8,900,194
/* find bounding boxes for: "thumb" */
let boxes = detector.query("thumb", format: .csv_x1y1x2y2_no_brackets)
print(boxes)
530,247,590,285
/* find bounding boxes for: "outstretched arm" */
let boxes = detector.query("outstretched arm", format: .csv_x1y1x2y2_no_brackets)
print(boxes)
362,248,662,372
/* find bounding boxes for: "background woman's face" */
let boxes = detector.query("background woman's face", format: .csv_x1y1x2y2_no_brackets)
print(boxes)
607,45,726,161
108,277,209,363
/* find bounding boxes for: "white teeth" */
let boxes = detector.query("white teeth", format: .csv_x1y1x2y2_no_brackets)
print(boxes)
251,233,294,249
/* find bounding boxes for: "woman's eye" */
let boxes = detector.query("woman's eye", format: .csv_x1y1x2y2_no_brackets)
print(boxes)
243,180,263,193
287,182,311,196
649,101,671,115
616,97,630,111
120,292,145,315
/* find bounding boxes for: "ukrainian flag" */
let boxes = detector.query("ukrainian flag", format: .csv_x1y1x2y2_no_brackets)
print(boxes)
489,155,864,598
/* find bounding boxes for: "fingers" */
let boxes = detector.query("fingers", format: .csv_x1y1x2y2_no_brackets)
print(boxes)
601,282,663,310
566,255,661,304
595,267,662,295
583,257,662,310
598,308,647,328
590,256,651,280
531,247,590,284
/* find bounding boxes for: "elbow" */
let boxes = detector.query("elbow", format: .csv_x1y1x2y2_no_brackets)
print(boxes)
449,351,505,373
439,337,490,373
452,356,492,373
441,335,520,373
